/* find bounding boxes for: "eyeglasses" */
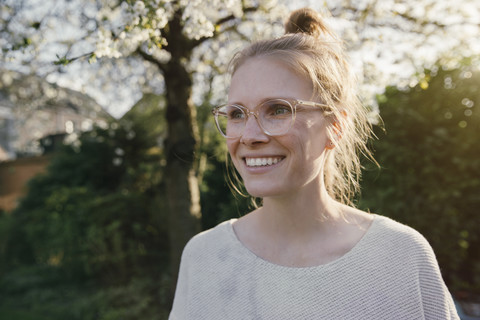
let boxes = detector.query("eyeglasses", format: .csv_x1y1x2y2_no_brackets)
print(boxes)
211,98,332,138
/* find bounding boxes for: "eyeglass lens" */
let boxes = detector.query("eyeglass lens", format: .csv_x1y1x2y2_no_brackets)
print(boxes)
215,99,294,138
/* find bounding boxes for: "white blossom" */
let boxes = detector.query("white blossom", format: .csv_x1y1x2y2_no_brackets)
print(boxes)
151,47,172,63
94,28,122,58
133,1,148,16
155,8,169,29
182,7,215,40
2,0,479,118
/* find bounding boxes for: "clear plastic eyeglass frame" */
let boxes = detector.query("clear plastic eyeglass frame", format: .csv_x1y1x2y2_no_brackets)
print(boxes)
211,98,332,138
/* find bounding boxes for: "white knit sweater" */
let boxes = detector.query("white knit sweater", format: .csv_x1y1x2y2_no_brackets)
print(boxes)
170,214,459,319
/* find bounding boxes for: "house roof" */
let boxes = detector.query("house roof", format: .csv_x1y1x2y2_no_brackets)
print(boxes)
0,69,113,159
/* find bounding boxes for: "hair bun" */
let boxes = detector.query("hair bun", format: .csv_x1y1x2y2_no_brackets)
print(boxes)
285,8,332,38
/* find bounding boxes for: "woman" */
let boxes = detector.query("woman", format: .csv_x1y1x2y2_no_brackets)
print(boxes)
170,8,459,319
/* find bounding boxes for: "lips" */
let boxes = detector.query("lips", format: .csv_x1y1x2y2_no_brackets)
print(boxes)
244,157,284,167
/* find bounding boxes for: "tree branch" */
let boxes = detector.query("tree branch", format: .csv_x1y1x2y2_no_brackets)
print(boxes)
135,47,167,74
189,6,259,48
215,6,258,26
335,4,479,29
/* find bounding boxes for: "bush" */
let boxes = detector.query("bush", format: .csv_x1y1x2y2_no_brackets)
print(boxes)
359,59,480,294
1,110,171,318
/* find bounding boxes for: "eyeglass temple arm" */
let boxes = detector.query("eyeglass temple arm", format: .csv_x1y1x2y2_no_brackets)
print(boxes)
212,107,228,116
295,99,333,114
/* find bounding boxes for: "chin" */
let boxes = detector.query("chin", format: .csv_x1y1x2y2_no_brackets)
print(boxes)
244,182,286,199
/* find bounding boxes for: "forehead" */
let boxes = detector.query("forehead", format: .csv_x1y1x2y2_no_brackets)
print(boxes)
228,57,313,105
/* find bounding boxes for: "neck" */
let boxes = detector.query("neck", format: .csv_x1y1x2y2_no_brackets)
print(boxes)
257,177,344,241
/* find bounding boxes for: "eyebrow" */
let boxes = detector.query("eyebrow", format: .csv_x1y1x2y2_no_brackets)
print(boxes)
228,97,298,106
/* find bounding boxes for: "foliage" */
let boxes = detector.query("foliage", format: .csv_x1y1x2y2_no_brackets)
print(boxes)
0,209,13,275
359,58,480,294
0,306,52,320
200,156,251,230
0,100,172,318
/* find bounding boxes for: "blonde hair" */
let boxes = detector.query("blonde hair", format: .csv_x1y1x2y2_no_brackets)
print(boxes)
228,8,375,206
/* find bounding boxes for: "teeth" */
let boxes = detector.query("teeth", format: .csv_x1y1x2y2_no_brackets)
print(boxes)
245,157,283,167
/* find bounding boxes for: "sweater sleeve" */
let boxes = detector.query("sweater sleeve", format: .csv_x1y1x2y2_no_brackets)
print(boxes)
169,241,192,320
416,235,459,320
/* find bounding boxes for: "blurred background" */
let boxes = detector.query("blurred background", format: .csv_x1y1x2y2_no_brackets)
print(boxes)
0,0,479,319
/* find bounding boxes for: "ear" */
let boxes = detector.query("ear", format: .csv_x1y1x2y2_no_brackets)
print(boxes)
325,140,335,150
326,110,348,150
335,110,348,131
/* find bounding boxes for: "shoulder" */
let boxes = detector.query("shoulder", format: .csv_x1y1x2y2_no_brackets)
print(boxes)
181,219,236,261
371,214,436,261
369,216,459,318
374,214,428,243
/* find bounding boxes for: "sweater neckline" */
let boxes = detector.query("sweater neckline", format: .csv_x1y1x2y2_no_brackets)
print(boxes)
223,214,380,271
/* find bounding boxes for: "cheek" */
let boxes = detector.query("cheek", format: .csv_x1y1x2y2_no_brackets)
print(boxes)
226,139,241,167
290,125,328,159
226,139,236,155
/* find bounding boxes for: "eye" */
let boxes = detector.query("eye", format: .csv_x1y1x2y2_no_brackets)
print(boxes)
273,105,291,115
226,106,245,120
263,101,292,117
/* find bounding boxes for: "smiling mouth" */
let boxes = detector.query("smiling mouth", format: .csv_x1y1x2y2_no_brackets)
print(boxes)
244,157,285,167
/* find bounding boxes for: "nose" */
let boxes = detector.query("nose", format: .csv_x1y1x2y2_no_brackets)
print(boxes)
240,113,269,145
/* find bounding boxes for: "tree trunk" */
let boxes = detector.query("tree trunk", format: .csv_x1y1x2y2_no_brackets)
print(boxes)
163,55,201,300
